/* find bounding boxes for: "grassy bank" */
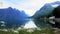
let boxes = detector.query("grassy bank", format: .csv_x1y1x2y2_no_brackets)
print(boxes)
0,27,56,34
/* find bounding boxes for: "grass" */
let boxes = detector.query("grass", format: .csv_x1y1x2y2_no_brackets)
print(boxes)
0,26,56,34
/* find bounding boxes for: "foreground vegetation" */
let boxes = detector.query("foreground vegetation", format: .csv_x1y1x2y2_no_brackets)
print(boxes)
0,26,59,34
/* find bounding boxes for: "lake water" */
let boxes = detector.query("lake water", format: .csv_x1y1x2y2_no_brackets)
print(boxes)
24,19,52,29
0,19,52,29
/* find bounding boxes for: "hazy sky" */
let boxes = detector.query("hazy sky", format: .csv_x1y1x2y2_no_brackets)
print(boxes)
0,0,60,16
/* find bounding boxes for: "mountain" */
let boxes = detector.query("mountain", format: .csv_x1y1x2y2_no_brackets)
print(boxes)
32,1,60,27
32,1,60,19
32,4,53,19
51,1,60,5
0,7,28,28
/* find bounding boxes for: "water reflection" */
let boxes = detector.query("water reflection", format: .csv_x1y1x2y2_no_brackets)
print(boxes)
24,20,37,29
24,18,51,29
0,18,52,29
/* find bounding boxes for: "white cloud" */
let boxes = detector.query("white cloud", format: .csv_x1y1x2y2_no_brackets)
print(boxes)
24,10,36,16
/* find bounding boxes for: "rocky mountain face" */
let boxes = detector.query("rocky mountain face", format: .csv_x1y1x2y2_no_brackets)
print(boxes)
0,7,28,28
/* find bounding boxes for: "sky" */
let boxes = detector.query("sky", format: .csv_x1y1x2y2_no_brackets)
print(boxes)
0,0,60,16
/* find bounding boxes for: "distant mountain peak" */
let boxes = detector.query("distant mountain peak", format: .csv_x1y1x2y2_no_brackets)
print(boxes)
51,1,60,5
8,7,12,9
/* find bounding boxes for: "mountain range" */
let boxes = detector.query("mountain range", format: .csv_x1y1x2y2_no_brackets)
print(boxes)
0,7,28,28
32,1,60,19
32,1,60,27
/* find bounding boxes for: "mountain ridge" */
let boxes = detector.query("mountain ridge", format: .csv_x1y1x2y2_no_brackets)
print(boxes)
0,7,28,28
